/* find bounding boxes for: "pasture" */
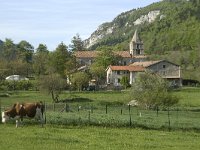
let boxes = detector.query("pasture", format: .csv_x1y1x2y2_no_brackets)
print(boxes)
0,87,200,149
0,125,200,150
1,88,200,131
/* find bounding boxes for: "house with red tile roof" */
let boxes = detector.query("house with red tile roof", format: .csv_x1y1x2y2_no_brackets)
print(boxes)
106,60,182,87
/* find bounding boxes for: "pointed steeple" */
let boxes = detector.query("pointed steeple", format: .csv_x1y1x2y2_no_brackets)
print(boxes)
131,29,141,43
129,29,144,56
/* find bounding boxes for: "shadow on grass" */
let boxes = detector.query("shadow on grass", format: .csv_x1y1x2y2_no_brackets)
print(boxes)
61,98,93,103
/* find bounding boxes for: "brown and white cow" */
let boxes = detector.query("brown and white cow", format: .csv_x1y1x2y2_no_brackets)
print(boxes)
2,101,45,127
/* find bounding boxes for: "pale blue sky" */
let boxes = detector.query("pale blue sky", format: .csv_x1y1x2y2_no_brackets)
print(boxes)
0,0,161,51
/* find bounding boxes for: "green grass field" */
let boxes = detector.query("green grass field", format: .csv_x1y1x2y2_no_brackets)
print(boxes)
0,124,199,150
0,87,200,149
1,87,200,107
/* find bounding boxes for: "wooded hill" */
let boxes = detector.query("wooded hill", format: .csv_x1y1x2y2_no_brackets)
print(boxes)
85,0,200,81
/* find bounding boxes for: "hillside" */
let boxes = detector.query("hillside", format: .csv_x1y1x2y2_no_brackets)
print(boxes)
84,0,200,81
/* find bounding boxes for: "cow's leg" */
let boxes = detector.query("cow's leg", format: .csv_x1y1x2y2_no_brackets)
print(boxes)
16,119,19,128
35,107,44,127
39,113,44,127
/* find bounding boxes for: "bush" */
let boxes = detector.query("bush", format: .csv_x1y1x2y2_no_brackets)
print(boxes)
3,80,34,90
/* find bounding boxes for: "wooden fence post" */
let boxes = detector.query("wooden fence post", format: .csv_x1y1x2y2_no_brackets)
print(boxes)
156,106,159,117
168,107,171,131
65,103,69,112
91,105,93,114
53,103,55,112
88,110,91,124
128,104,132,126
129,114,132,126
128,104,131,114
44,101,47,124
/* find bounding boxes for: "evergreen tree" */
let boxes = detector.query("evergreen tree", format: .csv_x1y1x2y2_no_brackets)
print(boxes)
50,42,71,77
69,33,85,51
17,40,34,63
2,39,16,61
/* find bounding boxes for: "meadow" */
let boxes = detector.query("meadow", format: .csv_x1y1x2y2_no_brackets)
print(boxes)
0,87,200,149
0,124,200,150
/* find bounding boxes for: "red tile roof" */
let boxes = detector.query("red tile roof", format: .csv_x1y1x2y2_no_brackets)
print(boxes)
109,65,145,72
74,50,147,58
74,51,97,58
129,60,161,67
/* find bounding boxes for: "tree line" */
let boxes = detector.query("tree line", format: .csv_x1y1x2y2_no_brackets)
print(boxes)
0,34,125,102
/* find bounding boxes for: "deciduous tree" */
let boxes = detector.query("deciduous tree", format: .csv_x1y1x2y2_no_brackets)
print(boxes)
131,71,179,109
71,72,90,91
38,73,66,103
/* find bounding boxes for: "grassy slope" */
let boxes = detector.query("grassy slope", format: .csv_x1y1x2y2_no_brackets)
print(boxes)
0,124,199,150
1,87,200,107
173,87,200,107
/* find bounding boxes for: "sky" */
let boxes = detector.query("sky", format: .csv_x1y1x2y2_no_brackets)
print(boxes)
0,0,161,51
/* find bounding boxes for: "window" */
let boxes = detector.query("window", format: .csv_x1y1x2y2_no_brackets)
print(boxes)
163,65,166,69
117,71,120,75
118,78,121,83
136,44,140,49
136,49,140,55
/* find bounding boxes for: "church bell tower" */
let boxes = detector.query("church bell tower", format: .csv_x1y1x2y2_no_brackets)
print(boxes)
129,30,144,56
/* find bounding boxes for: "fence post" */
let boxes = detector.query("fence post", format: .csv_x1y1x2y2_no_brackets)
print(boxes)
65,103,69,112
176,107,179,120
156,106,159,117
128,104,132,126
44,101,47,124
53,103,55,112
129,114,132,126
91,105,93,114
88,110,91,124
168,107,171,131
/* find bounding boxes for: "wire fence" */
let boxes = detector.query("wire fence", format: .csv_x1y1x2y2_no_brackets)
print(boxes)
1,101,200,131
43,103,200,131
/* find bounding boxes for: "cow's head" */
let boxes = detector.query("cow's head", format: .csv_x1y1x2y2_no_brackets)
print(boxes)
2,111,9,123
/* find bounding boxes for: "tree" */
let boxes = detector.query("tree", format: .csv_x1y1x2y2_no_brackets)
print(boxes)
33,44,49,76
95,47,121,69
17,40,34,63
50,42,71,77
71,72,90,91
69,33,85,51
131,71,179,109
38,73,66,103
64,56,77,85
89,63,106,85
36,44,49,53
120,76,130,89
2,39,16,61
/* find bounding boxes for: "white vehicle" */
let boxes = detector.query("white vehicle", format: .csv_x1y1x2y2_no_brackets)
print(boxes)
5,75,29,81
